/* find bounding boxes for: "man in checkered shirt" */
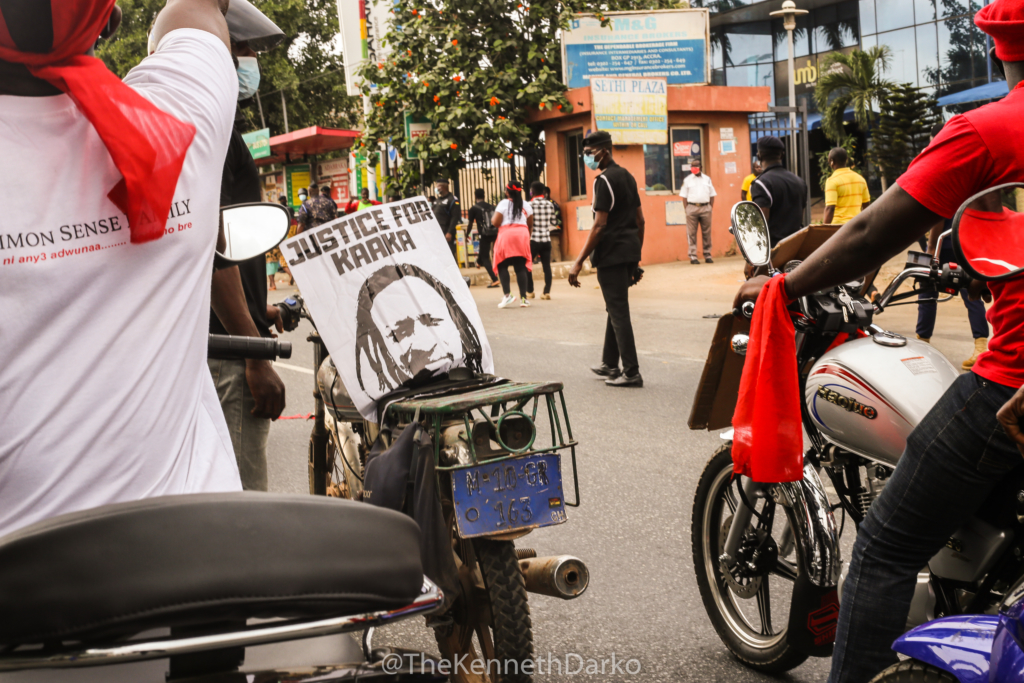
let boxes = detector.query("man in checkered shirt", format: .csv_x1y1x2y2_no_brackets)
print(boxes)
526,181,558,299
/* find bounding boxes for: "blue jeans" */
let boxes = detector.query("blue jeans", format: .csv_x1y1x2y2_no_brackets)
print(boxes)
916,242,988,340
828,372,1020,683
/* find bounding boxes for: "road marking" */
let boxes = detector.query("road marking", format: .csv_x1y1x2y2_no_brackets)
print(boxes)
274,362,315,375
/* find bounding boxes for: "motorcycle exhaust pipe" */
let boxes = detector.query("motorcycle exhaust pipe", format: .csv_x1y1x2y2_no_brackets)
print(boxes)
519,555,589,600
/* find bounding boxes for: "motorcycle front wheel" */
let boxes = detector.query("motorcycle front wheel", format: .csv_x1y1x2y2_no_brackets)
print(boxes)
691,443,807,673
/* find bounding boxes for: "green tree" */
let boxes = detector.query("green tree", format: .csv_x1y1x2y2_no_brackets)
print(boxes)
870,83,939,188
97,0,360,136
814,46,894,143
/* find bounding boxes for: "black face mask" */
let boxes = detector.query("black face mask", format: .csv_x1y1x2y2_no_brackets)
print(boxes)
991,46,1006,79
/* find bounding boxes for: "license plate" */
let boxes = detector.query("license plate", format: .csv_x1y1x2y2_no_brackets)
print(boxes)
451,453,567,539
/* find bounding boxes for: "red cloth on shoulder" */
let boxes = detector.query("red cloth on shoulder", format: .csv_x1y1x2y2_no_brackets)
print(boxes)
731,275,804,483
0,1,197,244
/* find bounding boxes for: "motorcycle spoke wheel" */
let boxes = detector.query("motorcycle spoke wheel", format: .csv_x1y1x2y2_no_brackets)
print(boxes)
755,581,773,636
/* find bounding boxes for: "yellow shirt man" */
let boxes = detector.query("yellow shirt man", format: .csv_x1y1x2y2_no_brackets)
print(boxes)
740,161,762,200
824,165,870,224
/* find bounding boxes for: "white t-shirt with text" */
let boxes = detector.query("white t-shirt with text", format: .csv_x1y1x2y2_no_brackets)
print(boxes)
0,29,241,537
495,198,532,226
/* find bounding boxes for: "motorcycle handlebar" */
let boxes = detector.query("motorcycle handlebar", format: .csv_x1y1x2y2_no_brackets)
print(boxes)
732,301,756,319
208,334,292,361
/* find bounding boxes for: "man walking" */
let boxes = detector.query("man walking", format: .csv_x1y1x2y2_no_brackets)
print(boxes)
679,161,716,264
320,184,338,214
298,181,336,232
740,160,762,200
527,181,558,300
568,131,645,388
431,178,461,260
467,188,500,288
823,147,870,225
749,136,807,244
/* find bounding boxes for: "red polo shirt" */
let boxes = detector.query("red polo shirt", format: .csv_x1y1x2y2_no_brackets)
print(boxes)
898,82,1024,388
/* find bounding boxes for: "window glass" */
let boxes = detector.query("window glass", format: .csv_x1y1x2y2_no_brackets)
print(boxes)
939,0,972,19
724,21,773,66
875,0,914,32
915,0,937,22
859,0,875,35
917,22,940,88
969,21,987,83
643,145,671,191
712,68,726,86
938,15,975,85
815,2,860,52
670,128,703,192
878,27,918,86
728,63,776,102
861,34,877,52
772,15,812,62
565,131,586,199
711,30,724,70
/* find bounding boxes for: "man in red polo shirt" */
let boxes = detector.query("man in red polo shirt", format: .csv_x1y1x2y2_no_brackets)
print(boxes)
735,2,1024,680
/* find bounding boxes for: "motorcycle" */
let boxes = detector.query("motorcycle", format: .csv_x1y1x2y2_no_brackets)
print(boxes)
278,243,589,683
689,189,1024,673
0,203,447,683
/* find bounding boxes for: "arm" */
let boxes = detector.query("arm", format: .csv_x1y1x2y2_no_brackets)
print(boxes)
527,214,534,230
151,0,230,51
210,267,287,419
741,190,748,201
636,206,645,249
925,221,944,254
491,211,504,229
568,211,607,287
823,205,835,224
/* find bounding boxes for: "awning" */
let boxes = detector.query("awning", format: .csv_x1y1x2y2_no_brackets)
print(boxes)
255,126,361,166
936,80,1009,107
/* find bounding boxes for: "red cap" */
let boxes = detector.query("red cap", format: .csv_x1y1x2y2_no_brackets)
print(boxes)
976,0,1024,62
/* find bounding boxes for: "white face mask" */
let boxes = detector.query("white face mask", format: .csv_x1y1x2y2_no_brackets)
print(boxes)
236,56,261,101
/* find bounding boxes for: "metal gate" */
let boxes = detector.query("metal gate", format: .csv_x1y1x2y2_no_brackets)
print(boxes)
452,151,546,211
748,103,812,225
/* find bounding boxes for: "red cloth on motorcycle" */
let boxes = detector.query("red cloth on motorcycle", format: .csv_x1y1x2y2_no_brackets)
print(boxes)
0,0,196,244
732,275,804,483
976,0,1024,61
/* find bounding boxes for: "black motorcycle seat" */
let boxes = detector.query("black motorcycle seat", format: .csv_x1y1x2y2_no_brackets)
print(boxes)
0,493,424,645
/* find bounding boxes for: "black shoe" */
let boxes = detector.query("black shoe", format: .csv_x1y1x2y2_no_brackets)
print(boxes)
690,258,700,265
590,363,621,378
705,257,714,264
606,373,643,387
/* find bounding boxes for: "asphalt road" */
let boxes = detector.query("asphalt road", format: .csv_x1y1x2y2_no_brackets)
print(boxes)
264,257,980,682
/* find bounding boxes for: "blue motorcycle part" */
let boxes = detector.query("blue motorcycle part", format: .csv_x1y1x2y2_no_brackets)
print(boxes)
990,597,1024,683
892,614,998,683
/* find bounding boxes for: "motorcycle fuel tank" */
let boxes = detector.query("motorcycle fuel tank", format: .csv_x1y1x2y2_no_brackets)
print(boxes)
805,338,959,466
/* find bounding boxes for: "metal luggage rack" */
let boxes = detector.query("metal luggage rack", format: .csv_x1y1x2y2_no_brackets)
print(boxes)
385,380,580,507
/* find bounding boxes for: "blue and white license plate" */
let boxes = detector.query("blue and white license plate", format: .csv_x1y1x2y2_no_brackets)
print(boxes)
451,453,567,539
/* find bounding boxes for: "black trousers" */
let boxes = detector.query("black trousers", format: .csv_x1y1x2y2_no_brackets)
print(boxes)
526,240,552,294
477,233,498,282
597,263,639,376
498,257,529,298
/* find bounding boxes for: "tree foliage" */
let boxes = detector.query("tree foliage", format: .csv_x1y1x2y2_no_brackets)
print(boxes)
97,0,360,137
815,135,860,192
814,46,894,143
870,83,939,186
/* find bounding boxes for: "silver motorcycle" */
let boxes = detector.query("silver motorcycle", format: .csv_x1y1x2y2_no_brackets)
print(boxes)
689,186,1024,673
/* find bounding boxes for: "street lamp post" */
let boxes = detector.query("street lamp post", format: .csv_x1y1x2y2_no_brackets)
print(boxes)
770,0,808,174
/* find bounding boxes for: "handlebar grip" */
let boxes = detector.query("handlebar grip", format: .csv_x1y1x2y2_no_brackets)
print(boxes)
208,334,292,361
732,301,755,319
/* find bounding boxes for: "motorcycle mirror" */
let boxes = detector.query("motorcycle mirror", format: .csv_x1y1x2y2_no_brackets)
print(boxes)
730,201,772,269
952,182,1024,282
218,202,292,262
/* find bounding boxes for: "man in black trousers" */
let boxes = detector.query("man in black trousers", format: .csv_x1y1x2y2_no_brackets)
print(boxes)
568,131,645,387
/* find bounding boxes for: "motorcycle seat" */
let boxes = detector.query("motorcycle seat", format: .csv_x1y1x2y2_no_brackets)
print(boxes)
0,493,424,646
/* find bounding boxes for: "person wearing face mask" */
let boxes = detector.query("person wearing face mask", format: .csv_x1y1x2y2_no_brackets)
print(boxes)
207,1,289,491
748,135,807,244
568,131,646,388
679,160,716,265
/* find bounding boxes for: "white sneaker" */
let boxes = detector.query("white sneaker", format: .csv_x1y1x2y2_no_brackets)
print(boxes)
520,297,530,307
498,294,516,309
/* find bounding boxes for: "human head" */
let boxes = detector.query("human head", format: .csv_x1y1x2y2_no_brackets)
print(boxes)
298,188,308,202
278,194,287,206
361,188,369,200
582,130,613,170
690,161,701,176
976,0,1024,89
828,147,849,170
475,188,485,201
756,136,786,165
529,181,545,198
753,160,763,175
355,263,483,396
320,185,331,197
307,183,319,200
505,182,525,220
387,193,401,203
435,179,450,197
231,41,259,101
544,185,552,199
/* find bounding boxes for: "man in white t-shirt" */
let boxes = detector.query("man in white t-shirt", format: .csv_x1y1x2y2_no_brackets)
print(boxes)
0,0,241,537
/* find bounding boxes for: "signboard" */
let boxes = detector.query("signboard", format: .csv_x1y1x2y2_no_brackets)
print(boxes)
665,201,688,226
319,159,349,177
720,127,735,140
562,9,710,90
337,0,396,97
280,197,494,421
673,141,693,157
404,114,433,158
590,77,667,145
285,164,311,209
242,128,271,160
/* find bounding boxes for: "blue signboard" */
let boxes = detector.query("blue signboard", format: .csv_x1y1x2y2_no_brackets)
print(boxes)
562,10,709,90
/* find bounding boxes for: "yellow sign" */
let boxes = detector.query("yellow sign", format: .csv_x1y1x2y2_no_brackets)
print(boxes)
590,77,668,145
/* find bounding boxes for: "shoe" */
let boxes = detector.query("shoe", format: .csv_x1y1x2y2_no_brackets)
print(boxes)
962,337,988,370
487,280,501,288
498,294,516,308
690,258,700,265
541,293,551,300
917,335,931,344
705,257,714,264
520,297,530,307
590,363,621,378
526,292,536,299
606,373,643,387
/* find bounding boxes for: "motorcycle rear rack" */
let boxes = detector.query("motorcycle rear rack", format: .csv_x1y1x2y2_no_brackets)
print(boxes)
0,579,443,672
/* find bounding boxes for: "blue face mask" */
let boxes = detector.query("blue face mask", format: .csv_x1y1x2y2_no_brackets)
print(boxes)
583,153,601,171
236,56,260,101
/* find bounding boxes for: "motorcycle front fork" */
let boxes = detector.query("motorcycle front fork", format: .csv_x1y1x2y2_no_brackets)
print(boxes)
720,479,794,569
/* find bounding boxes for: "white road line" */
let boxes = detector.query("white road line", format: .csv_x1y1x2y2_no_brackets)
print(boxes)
274,362,315,375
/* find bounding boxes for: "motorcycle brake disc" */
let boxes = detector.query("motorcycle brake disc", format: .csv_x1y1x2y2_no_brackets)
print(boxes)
719,516,763,599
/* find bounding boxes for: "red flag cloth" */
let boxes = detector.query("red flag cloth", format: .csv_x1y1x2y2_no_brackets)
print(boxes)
0,1,196,244
731,275,804,483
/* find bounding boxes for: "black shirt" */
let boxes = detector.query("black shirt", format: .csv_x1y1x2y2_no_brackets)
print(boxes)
210,126,272,338
467,201,496,237
591,161,642,268
431,193,461,238
749,164,807,244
